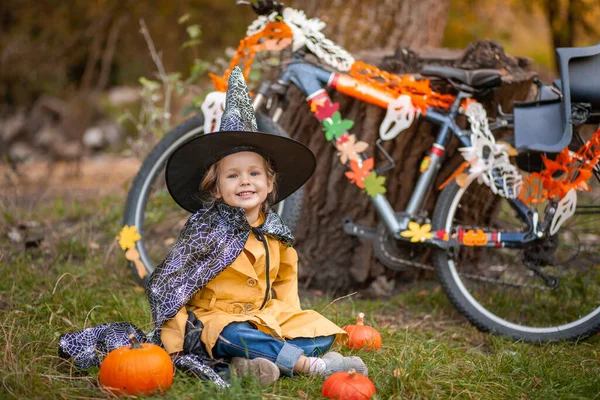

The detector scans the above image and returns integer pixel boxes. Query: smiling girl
[148,67,367,387]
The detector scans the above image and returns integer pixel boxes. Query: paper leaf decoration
[521,128,600,203]
[310,97,327,113]
[364,172,386,197]
[336,134,369,163]
[400,221,434,243]
[315,100,340,121]
[323,111,354,141]
[118,225,141,250]
[345,158,374,188]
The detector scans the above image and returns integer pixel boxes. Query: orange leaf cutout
[521,128,600,203]
[345,158,374,188]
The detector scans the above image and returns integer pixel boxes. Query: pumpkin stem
[348,368,356,377]
[128,333,143,349]
[356,312,365,326]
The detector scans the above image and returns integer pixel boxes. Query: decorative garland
[247,8,355,71]
[349,62,455,112]
[308,91,386,197]
[458,101,523,199]
[520,127,600,204]
[209,21,293,92]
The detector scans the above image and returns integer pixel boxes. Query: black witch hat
[165,67,316,213]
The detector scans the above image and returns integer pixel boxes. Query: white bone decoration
[460,102,523,199]
[549,188,577,235]
[201,91,227,133]
[379,95,418,141]
[247,8,355,72]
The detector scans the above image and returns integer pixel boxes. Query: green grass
[1,194,600,399]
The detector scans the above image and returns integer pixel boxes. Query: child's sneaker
[321,351,368,377]
[231,357,280,387]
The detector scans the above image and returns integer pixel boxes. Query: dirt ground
[0,155,141,203]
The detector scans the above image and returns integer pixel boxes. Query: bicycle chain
[406,258,550,291]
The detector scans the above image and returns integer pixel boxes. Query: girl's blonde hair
[200,155,277,214]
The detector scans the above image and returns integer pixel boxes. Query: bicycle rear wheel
[123,113,304,284]
[432,174,600,342]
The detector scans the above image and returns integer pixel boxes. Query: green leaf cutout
[323,112,355,141]
[364,172,386,197]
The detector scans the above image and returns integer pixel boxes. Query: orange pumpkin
[322,369,376,400]
[342,313,382,351]
[99,334,174,396]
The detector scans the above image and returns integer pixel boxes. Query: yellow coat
[160,218,347,357]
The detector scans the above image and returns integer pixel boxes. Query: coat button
[247,278,257,287]
[245,303,254,312]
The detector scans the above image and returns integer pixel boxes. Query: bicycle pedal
[342,217,376,240]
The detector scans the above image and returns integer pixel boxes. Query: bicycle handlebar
[236,0,284,16]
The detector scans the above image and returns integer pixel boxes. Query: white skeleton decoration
[247,8,355,72]
[201,91,227,133]
[549,188,577,235]
[460,102,523,199]
[379,95,418,141]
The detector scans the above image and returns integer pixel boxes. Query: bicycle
[120,0,600,342]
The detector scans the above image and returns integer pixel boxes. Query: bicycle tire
[123,112,304,284]
[431,179,600,342]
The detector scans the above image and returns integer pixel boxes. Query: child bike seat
[421,65,502,90]
[557,42,600,112]
[514,42,600,153]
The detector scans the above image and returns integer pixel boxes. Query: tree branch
[96,16,127,91]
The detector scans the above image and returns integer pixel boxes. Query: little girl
[148,67,367,386]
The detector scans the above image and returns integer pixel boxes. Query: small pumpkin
[99,334,174,396]
[322,368,376,400]
[342,313,382,351]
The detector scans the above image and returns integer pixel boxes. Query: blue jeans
[213,322,335,376]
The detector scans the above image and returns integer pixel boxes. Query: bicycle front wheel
[123,113,304,284]
[432,178,600,342]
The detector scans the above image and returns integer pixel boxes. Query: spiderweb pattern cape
[57,203,293,387]
[147,201,294,329]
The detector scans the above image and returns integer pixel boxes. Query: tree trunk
[275,41,535,294]
[289,0,451,52]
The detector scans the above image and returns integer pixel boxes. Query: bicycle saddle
[421,65,502,90]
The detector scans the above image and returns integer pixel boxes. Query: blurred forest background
[1,0,599,160]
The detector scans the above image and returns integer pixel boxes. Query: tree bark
[289,0,451,52]
[275,41,535,294]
